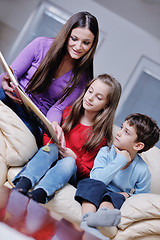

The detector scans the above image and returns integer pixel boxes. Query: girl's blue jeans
[13,144,77,203]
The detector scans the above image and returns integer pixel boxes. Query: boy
[75,113,160,238]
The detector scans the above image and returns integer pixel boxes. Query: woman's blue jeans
[13,144,77,203]
[0,87,43,147]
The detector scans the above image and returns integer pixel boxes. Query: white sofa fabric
[1,100,160,239]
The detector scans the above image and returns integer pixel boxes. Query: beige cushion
[45,183,82,225]
[0,101,38,166]
[140,147,160,194]
[0,101,38,186]
[119,193,160,230]
[113,125,120,139]
[0,159,8,185]
[114,219,160,240]
[7,167,23,187]
[98,226,118,239]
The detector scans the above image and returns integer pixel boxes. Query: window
[115,56,160,148]
[8,1,71,63]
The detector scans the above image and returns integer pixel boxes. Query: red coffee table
[0,186,101,240]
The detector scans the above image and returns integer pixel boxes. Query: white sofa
[1,101,160,240]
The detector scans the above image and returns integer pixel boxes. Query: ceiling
[92,0,160,40]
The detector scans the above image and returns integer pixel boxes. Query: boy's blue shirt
[90,145,151,195]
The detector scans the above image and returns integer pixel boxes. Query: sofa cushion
[140,147,160,194]
[0,101,38,185]
[118,193,160,230]
[0,160,8,186]
[7,167,23,187]
[0,101,38,166]
[45,183,82,225]
[114,219,160,240]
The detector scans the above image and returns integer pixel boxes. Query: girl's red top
[43,106,107,180]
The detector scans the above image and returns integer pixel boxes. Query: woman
[0,11,99,147]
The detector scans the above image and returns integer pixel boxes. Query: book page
[0,51,59,144]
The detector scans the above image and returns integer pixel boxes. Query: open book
[0,51,59,144]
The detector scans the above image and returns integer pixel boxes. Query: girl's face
[67,27,94,60]
[83,79,110,114]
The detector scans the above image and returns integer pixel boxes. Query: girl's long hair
[26,12,99,102]
[62,74,122,150]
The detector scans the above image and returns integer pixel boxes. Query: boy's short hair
[125,113,160,153]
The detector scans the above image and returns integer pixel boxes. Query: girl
[0,11,99,147]
[13,74,122,204]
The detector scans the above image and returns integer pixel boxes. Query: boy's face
[113,120,139,152]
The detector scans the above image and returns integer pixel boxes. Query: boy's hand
[114,146,131,163]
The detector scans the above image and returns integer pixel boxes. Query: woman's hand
[51,121,66,149]
[59,147,77,159]
[1,74,22,104]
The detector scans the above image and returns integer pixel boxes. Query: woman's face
[67,27,95,60]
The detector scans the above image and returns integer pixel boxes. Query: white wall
[49,0,160,87]
[0,0,160,92]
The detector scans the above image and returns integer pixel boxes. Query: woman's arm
[0,38,44,102]
[10,37,47,80]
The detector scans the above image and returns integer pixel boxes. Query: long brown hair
[26,12,99,102]
[62,74,122,150]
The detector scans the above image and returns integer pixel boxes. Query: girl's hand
[59,147,77,159]
[114,146,131,163]
[51,121,66,149]
[1,75,22,104]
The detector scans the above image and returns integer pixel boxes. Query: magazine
[0,51,59,144]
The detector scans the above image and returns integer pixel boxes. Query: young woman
[13,74,122,204]
[0,11,99,146]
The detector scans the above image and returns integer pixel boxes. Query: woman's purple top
[0,37,89,124]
